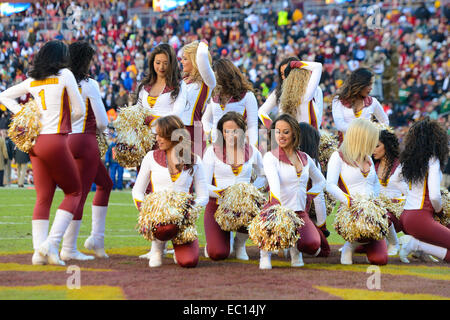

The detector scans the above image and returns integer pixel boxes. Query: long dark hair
[271,113,302,150]
[134,43,181,103]
[298,122,320,165]
[212,58,254,105]
[373,130,400,183]
[275,56,299,103]
[334,68,373,111]
[69,41,95,83]
[28,40,70,80]
[400,118,449,183]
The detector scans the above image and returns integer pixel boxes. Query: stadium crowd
[0,0,449,187]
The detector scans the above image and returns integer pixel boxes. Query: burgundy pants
[204,198,231,260]
[316,226,331,257]
[295,211,321,255]
[92,159,113,207]
[388,211,403,232]
[30,134,81,220]
[153,223,199,268]
[401,209,450,263]
[68,133,113,220]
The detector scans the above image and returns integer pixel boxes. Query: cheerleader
[134,43,182,129]
[132,115,208,268]
[298,122,331,257]
[331,68,389,144]
[398,118,450,264]
[62,41,112,261]
[326,118,388,265]
[261,114,326,269]
[202,58,258,147]
[202,112,266,261]
[258,57,323,130]
[372,128,408,256]
[0,40,85,265]
[172,40,216,156]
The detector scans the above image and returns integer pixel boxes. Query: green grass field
[0,187,345,254]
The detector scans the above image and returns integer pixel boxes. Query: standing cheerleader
[398,118,450,264]
[298,122,331,257]
[0,40,85,265]
[63,41,113,261]
[261,114,326,269]
[258,57,323,130]
[372,128,408,256]
[134,43,182,128]
[326,118,388,265]
[202,58,259,147]
[331,68,389,144]
[132,115,208,268]
[202,112,266,261]
[172,40,216,156]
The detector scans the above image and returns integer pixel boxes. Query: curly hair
[334,68,373,112]
[400,118,449,184]
[275,56,299,103]
[28,40,70,80]
[373,130,400,183]
[133,43,181,104]
[69,41,95,83]
[298,122,320,165]
[279,68,311,119]
[212,58,254,105]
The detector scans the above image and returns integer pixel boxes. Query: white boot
[139,250,152,259]
[204,246,209,258]
[61,220,95,261]
[38,210,73,266]
[400,235,447,263]
[290,247,304,267]
[399,235,418,263]
[149,239,165,267]
[229,233,234,256]
[259,250,272,269]
[340,241,358,265]
[386,224,400,256]
[233,232,249,260]
[32,220,49,265]
[164,241,174,256]
[84,205,109,258]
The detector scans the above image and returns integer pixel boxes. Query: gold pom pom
[373,122,395,134]
[8,99,42,153]
[434,189,450,227]
[214,182,267,232]
[113,104,156,167]
[96,132,109,158]
[318,131,339,170]
[378,193,405,220]
[248,205,304,251]
[333,194,389,242]
[137,190,200,244]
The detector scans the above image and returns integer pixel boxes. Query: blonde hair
[279,68,311,119]
[340,118,379,165]
[182,41,212,84]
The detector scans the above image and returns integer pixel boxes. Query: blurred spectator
[105,132,124,191]
[0,129,8,186]
[13,147,30,187]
